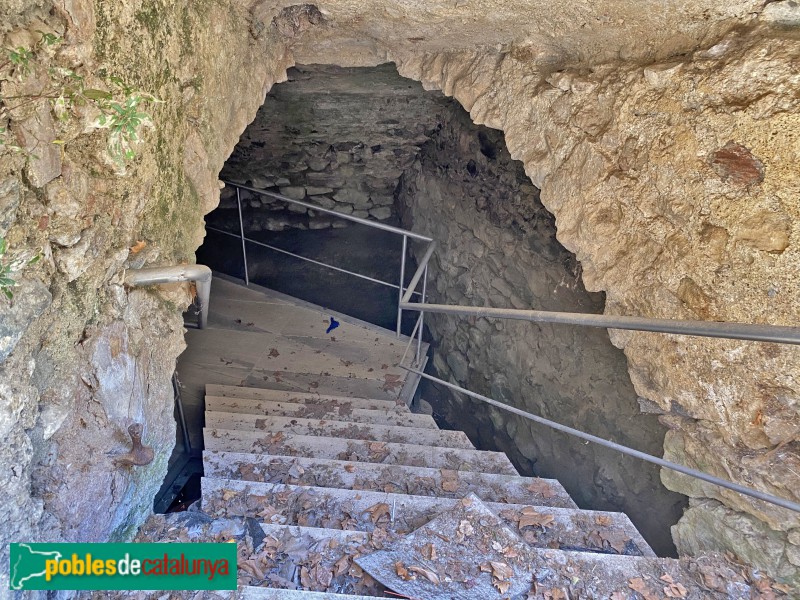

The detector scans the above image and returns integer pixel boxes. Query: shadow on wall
[396,104,688,557]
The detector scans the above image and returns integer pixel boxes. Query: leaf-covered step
[206,383,402,411]
[201,478,651,555]
[204,414,475,449]
[203,428,517,474]
[203,451,576,509]
[205,396,433,428]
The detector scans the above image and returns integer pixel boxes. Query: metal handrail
[124,264,212,329]
[399,301,800,345]
[206,225,422,297]
[217,177,800,514]
[222,181,433,242]
[400,364,800,514]
[220,181,432,346]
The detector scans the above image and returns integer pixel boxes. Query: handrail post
[396,235,407,338]
[124,264,212,329]
[236,186,250,286]
[415,264,428,366]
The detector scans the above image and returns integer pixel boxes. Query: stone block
[306,186,334,196]
[279,186,306,200]
[250,176,274,188]
[311,195,337,209]
[368,206,392,220]
[0,279,52,364]
[334,188,371,209]
[0,179,21,237]
[333,204,354,215]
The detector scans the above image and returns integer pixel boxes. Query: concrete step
[206,384,404,411]
[203,451,576,508]
[201,478,650,555]
[203,429,518,474]
[136,511,759,600]
[205,396,433,428]
[237,371,404,401]
[204,414,475,449]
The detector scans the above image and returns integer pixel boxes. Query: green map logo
[9,543,237,590]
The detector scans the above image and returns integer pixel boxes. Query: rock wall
[0,0,292,587]
[2,0,798,589]
[393,28,800,585]
[396,107,688,555]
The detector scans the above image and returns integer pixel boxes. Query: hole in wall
[183,63,687,554]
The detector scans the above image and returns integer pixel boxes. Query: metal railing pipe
[236,187,249,286]
[397,235,407,337]
[206,226,421,296]
[400,241,437,305]
[401,365,800,514]
[397,302,800,346]
[222,181,433,242]
[125,264,212,329]
[415,264,428,365]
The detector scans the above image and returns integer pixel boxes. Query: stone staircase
[135,276,768,599]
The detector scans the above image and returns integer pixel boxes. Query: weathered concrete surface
[2,0,798,590]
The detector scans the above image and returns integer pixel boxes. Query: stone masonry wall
[217,64,452,232]
[397,107,688,555]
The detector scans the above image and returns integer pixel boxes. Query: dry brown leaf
[753,577,778,600]
[595,515,613,527]
[315,566,333,588]
[300,566,312,588]
[601,529,631,553]
[441,479,459,493]
[395,561,412,580]
[129,240,146,254]
[628,577,660,600]
[489,561,513,581]
[333,556,349,577]
[456,519,475,542]
[518,508,555,530]
[365,502,391,523]
[344,464,356,473]
[527,480,556,498]
[420,542,437,561]
[408,565,440,585]
[664,581,688,598]
[494,580,511,594]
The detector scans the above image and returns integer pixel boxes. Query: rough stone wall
[218,64,452,232]
[393,28,800,584]
[0,0,291,587]
[396,108,688,555]
[1,0,798,589]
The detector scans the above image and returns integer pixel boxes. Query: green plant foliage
[0,237,40,300]
[0,33,158,169]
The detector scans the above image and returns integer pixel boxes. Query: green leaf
[83,88,113,101]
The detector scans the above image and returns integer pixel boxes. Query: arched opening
[168,63,688,556]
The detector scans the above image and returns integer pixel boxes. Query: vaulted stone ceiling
[263,0,766,67]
